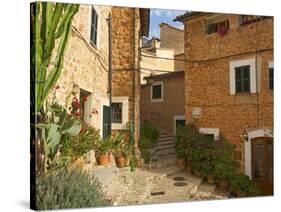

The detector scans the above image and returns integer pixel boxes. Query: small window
[205,15,229,35]
[90,7,98,45]
[269,65,274,90]
[235,65,251,93]
[239,15,270,26]
[151,82,163,101]
[112,103,122,123]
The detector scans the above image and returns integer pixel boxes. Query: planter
[236,190,246,197]
[97,154,109,165]
[219,180,230,191]
[116,157,126,168]
[176,158,185,168]
[207,175,215,184]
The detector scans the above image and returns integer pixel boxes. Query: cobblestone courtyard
[91,132,227,206]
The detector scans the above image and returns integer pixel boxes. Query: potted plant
[214,160,235,191]
[96,139,110,165]
[114,144,127,168]
[231,173,260,197]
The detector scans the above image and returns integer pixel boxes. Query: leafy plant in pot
[96,139,110,165]
[231,173,260,197]
[214,160,236,191]
[112,133,127,168]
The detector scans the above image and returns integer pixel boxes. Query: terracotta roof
[174,11,206,22]
[159,22,184,32]
[144,71,184,82]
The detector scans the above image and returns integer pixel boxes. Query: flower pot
[219,180,230,191]
[236,190,246,197]
[176,158,185,168]
[207,175,215,184]
[116,157,126,168]
[97,154,109,165]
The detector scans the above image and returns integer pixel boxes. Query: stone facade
[140,23,184,84]
[179,13,273,170]
[159,22,184,54]
[55,4,111,137]
[111,7,149,159]
[141,71,185,134]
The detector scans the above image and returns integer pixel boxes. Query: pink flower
[217,26,229,36]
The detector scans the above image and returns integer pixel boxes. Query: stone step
[158,136,174,140]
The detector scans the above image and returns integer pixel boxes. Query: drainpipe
[107,14,112,135]
[132,8,136,146]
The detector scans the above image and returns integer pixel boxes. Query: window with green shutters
[90,7,98,46]
[269,67,274,90]
[235,65,250,93]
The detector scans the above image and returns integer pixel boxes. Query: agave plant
[31,2,79,114]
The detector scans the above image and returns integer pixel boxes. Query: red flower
[54,85,60,90]
[75,111,81,117]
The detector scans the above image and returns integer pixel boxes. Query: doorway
[251,137,273,195]
[174,115,185,135]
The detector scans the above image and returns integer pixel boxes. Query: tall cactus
[31,2,79,114]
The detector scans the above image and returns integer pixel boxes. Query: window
[151,82,163,102]
[205,15,229,35]
[269,62,274,90]
[235,65,251,93]
[229,58,257,95]
[199,128,219,140]
[79,89,92,124]
[112,103,122,123]
[111,97,129,130]
[239,15,270,26]
[90,7,98,45]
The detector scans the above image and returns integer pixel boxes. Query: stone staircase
[146,132,178,169]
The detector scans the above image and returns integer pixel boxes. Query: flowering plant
[217,26,229,36]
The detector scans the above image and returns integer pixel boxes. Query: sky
[148,9,187,39]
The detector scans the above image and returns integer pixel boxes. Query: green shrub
[36,168,109,210]
[61,124,100,161]
[231,173,260,196]
[139,121,159,163]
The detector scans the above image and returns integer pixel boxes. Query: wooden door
[251,137,273,195]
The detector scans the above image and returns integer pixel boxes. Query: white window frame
[229,58,257,95]
[112,96,129,130]
[151,81,164,102]
[199,128,220,140]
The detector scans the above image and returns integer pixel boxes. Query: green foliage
[139,121,159,163]
[231,174,260,196]
[31,2,79,113]
[176,123,238,180]
[36,168,109,210]
[61,124,100,161]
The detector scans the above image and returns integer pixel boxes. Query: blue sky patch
[148,9,186,38]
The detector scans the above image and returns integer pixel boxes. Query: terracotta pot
[207,175,215,184]
[219,180,230,191]
[116,157,126,168]
[236,190,246,197]
[176,158,185,168]
[97,154,109,165]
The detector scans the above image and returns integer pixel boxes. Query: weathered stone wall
[183,14,273,170]
[54,5,111,134]
[141,73,185,134]
[174,53,185,71]
[111,7,141,145]
[160,23,184,54]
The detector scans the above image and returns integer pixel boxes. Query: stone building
[55,4,111,139]
[54,4,150,153]
[140,23,184,84]
[175,12,273,194]
[111,7,150,159]
[141,71,185,135]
